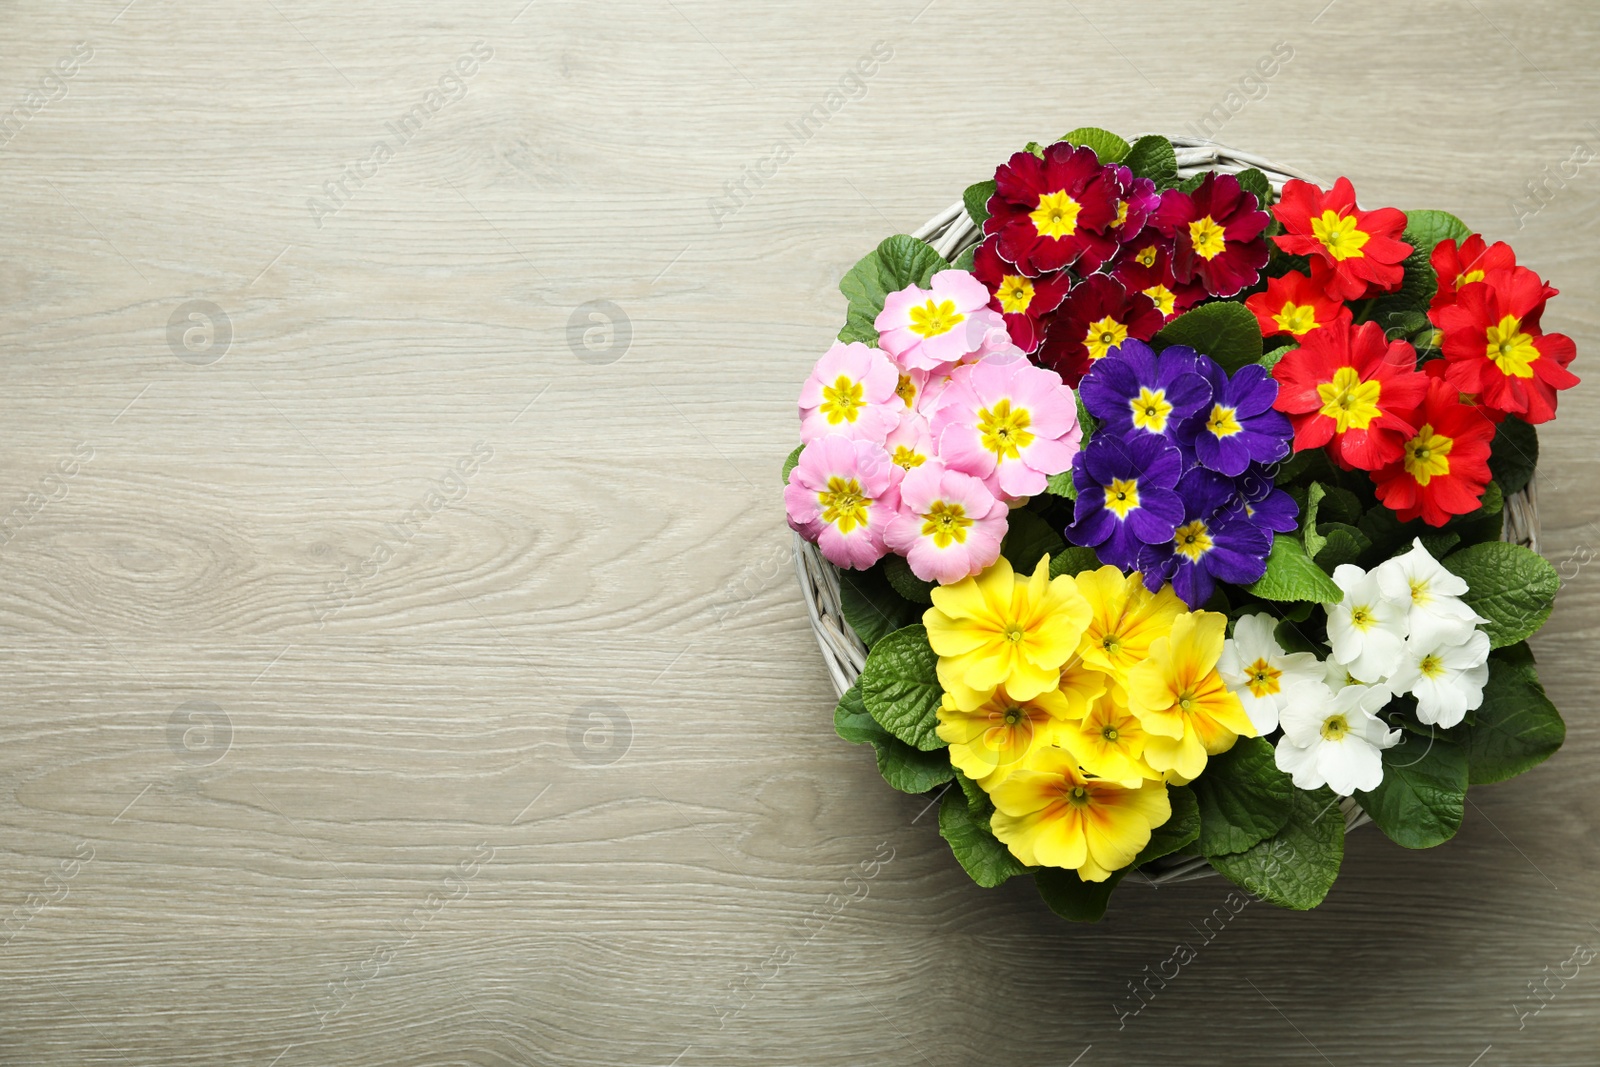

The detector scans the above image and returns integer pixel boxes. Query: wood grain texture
[0,0,1597,1063]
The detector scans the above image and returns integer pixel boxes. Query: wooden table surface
[1,1,1596,1063]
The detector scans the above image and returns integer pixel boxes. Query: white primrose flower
[1274,679,1401,796]
[1325,563,1409,683]
[1322,657,1386,697]
[1388,629,1491,728]
[1373,538,1487,648]
[1217,612,1324,734]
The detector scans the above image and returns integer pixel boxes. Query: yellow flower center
[1112,199,1130,229]
[1005,626,1027,644]
[1177,690,1197,713]
[818,476,870,532]
[1174,520,1213,562]
[1311,210,1369,260]
[1316,365,1383,432]
[1244,657,1282,698]
[820,375,864,425]
[1485,314,1540,378]
[889,444,926,471]
[1084,316,1129,361]
[1142,284,1177,317]
[1104,477,1141,519]
[997,274,1035,315]
[1419,654,1447,678]
[1189,215,1227,260]
[1135,244,1159,267]
[1002,706,1023,725]
[1456,269,1485,288]
[1273,301,1320,336]
[1349,604,1377,632]
[1129,386,1174,433]
[1064,784,1091,806]
[1402,423,1454,486]
[1101,634,1122,654]
[909,298,965,338]
[1206,404,1243,438]
[895,373,917,406]
[1030,190,1082,239]
[976,399,1035,461]
[1409,577,1431,606]
[920,500,973,548]
[1320,714,1350,741]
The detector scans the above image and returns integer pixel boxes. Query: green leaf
[1034,866,1124,923]
[1075,390,1099,440]
[1402,209,1473,255]
[1418,530,1461,559]
[1368,243,1437,321]
[1313,522,1372,572]
[1467,657,1565,784]
[1049,546,1100,579]
[859,624,945,752]
[939,789,1027,887]
[882,553,935,605]
[1261,343,1297,371]
[1313,484,1363,526]
[1192,737,1294,857]
[1301,483,1328,561]
[834,685,954,794]
[1209,787,1344,910]
[1155,301,1264,373]
[1061,127,1131,164]
[1480,479,1503,516]
[951,244,975,272]
[838,235,950,346]
[952,766,987,812]
[1489,416,1539,496]
[1137,785,1200,865]
[1441,541,1559,648]
[781,444,803,485]
[963,180,997,227]
[1245,533,1343,603]
[1124,135,1177,183]
[1234,167,1273,207]
[1000,508,1065,573]
[1355,734,1468,849]
[838,564,920,649]
[1045,469,1077,500]
[1175,173,1206,194]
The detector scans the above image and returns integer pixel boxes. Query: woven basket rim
[798,137,1541,887]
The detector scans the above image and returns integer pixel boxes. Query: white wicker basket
[798,137,1541,885]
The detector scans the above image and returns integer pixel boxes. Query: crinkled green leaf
[963,180,997,228]
[838,235,950,346]
[781,444,802,485]
[1061,127,1131,164]
[939,789,1027,887]
[1000,508,1065,574]
[1155,301,1264,373]
[1490,416,1538,496]
[1313,522,1371,572]
[838,563,920,649]
[1209,786,1344,910]
[1245,533,1343,603]
[859,624,945,751]
[1441,541,1559,648]
[1124,135,1177,183]
[1402,209,1473,255]
[1467,656,1565,785]
[1193,737,1294,857]
[1355,734,1468,849]
[1034,866,1125,923]
[882,553,935,605]
[1138,785,1200,865]
[834,685,954,794]
[1302,483,1328,560]
[1045,469,1077,500]
[1261,343,1297,371]
[1234,167,1273,207]
[1048,546,1101,579]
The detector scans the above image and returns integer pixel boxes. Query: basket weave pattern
[798,137,1540,885]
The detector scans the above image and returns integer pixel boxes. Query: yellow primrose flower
[1127,610,1257,783]
[1059,697,1160,785]
[1056,656,1109,719]
[924,554,1092,710]
[935,684,1074,789]
[1074,566,1185,682]
[988,747,1171,881]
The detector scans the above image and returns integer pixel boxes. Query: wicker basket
[798,136,1541,885]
